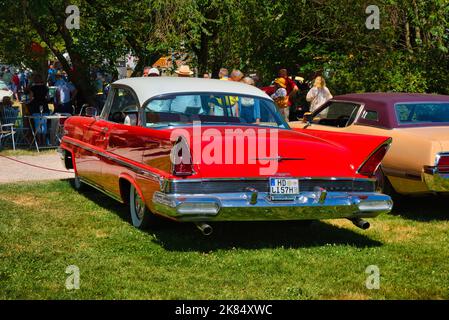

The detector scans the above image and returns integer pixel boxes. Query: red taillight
[171,137,194,177]
[358,143,390,177]
[437,155,449,173]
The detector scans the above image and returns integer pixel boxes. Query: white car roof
[113,77,271,104]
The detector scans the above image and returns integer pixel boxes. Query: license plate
[269,178,299,199]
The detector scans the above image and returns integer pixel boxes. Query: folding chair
[2,107,28,146]
[0,119,16,150]
[54,113,71,144]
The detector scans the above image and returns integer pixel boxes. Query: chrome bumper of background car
[152,191,393,222]
[422,172,449,192]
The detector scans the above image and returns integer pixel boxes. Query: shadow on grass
[148,220,383,252]
[390,194,449,222]
[74,181,130,222]
[71,181,382,252]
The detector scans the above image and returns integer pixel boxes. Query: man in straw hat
[175,65,194,77]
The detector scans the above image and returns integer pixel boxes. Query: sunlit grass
[0,180,448,299]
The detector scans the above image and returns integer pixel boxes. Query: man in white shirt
[55,73,77,114]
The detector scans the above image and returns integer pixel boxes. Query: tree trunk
[197,32,209,74]
[412,0,422,45]
[405,21,413,51]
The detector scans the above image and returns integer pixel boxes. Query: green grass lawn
[0,180,448,299]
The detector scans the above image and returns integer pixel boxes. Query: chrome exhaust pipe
[349,218,370,230]
[195,222,213,236]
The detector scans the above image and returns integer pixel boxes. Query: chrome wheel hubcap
[74,176,81,189]
[134,190,145,221]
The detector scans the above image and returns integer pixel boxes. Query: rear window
[395,103,449,124]
[143,93,289,129]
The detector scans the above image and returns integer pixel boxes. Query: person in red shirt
[11,71,20,101]
[278,69,299,121]
[278,69,299,102]
[261,69,299,118]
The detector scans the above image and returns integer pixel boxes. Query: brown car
[290,93,449,195]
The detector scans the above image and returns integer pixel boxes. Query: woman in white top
[306,76,333,113]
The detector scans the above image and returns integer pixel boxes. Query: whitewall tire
[129,184,156,229]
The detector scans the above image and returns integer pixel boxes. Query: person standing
[18,70,26,92]
[1,96,19,123]
[278,69,298,99]
[147,68,160,77]
[228,70,244,116]
[53,72,65,111]
[28,74,50,145]
[278,69,299,120]
[170,65,199,113]
[55,73,77,114]
[47,64,57,86]
[239,77,261,124]
[218,68,229,80]
[271,77,289,122]
[230,69,244,82]
[306,76,333,113]
[11,71,20,101]
[142,67,159,77]
[2,68,12,89]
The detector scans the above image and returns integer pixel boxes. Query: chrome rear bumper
[152,191,393,222]
[423,172,449,192]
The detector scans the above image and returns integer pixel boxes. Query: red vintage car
[59,77,393,235]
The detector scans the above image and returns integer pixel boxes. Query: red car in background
[59,77,392,235]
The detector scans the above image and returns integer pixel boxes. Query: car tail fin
[357,138,392,177]
[170,136,194,176]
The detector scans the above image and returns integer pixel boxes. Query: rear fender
[59,145,77,173]
[118,173,145,204]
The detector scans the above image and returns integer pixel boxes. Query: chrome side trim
[62,138,163,182]
[79,176,125,203]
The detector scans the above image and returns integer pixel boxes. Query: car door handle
[102,127,109,132]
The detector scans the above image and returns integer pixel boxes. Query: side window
[314,102,360,128]
[107,88,139,125]
[362,110,379,121]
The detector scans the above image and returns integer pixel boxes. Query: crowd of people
[165,65,333,122]
[0,67,31,102]
[0,64,80,146]
[2,62,333,125]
